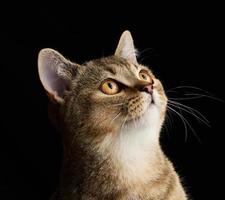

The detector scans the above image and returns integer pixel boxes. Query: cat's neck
[97,122,162,183]
[59,121,169,200]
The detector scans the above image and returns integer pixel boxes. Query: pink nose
[140,84,153,94]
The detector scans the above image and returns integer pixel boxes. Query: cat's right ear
[115,30,137,64]
[38,48,77,104]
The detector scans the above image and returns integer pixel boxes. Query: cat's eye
[139,70,151,82]
[100,79,120,95]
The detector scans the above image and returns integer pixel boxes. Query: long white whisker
[165,111,172,129]
[184,93,224,102]
[167,106,201,143]
[139,48,159,63]
[167,85,223,102]
[169,99,209,122]
[169,95,206,101]
[168,101,209,126]
[167,85,212,94]
[168,102,210,127]
[168,100,210,125]
[167,106,188,141]
[163,110,173,137]
[138,48,154,56]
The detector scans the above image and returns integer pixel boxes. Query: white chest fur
[99,105,162,184]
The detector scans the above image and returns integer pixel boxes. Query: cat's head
[38,31,167,147]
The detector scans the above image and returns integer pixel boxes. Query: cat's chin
[124,101,157,128]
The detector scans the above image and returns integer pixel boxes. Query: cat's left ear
[38,48,78,104]
[115,30,137,64]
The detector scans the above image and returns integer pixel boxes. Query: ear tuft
[115,30,137,64]
[38,48,76,103]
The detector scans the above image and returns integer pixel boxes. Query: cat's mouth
[146,91,156,106]
[126,94,154,120]
[123,100,157,129]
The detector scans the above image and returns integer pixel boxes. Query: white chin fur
[110,102,162,183]
[121,103,161,145]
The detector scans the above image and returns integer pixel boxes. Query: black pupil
[108,82,113,89]
[142,74,146,79]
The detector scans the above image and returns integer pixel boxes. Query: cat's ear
[38,48,77,104]
[115,30,137,64]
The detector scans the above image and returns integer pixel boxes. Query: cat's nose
[140,83,153,94]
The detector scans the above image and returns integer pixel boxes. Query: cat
[38,30,187,200]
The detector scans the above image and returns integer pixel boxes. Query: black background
[1,3,224,200]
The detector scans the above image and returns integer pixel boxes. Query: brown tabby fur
[38,31,187,200]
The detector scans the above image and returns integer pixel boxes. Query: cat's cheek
[89,91,107,101]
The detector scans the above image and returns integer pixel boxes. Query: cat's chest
[103,126,159,185]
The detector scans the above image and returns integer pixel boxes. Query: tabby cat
[38,31,187,200]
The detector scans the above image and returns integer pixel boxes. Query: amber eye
[139,70,151,82]
[100,79,120,95]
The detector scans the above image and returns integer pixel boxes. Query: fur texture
[38,31,187,199]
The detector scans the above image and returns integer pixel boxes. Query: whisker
[169,95,207,101]
[167,85,212,94]
[138,48,158,63]
[167,106,201,143]
[138,48,155,56]
[110,111,121,126]
[165,84,224,142]
[168,103,210,130]
[167,106,188,142]
[168,102,209,127]
[120,114,128,132]
[166,90,180,94]
[168,100,210,125]
[166,109,173,129]
[167,85,223,101]
[139,55,150,63]
[163,111,172,137]
[184,93,224,102]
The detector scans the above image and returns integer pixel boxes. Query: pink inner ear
[42,65,69,97]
